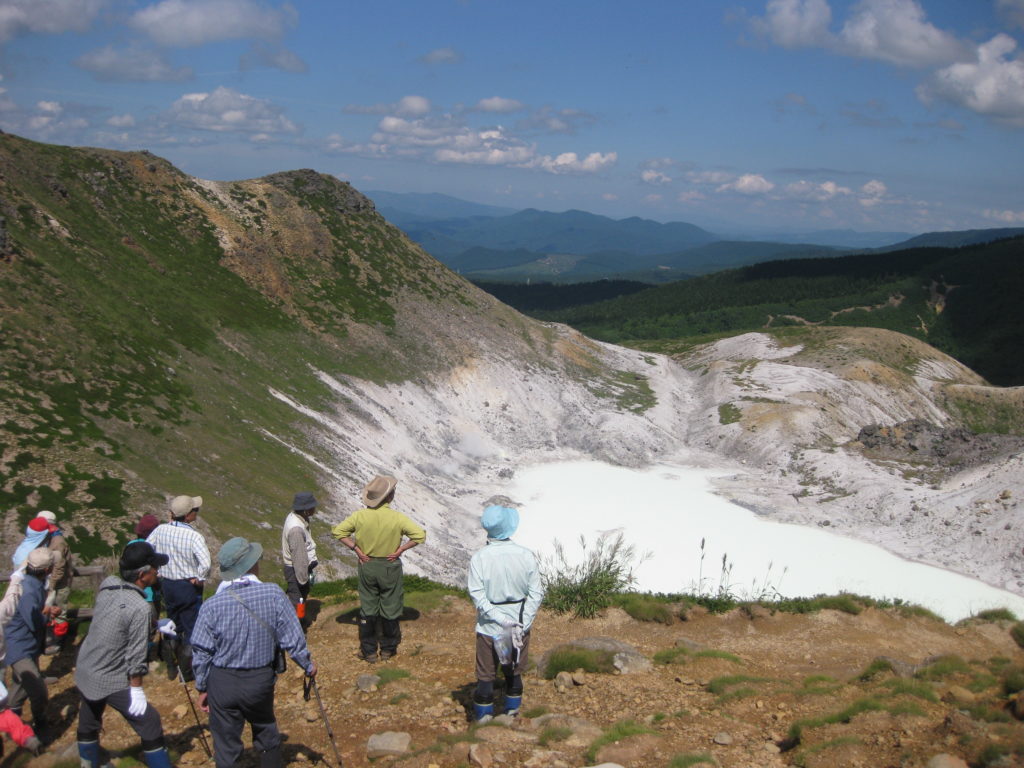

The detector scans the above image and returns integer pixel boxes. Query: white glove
[128,686,148,717]
[499,619,520,629]
[157,618,177,638]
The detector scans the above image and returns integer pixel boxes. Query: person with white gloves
[74,542,172,768]
[467,503,544,722]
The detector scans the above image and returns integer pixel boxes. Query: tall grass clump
[542,532,645,618]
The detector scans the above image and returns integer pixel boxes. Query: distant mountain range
[368,190,1024,283]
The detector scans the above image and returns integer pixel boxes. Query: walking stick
[304,676,343,767]
[166,638,213,758]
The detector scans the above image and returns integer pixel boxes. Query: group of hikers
[1,473,543,767]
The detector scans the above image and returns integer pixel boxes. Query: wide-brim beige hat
[362,475,397,508]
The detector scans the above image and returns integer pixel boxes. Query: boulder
[366,731,411,758]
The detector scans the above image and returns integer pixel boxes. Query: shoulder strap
[227,590,279,643]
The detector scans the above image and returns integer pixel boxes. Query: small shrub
[1001,665,1024,695]
[613,593,675,624]
[914,655,970,680]
[585,720,655,764]
[686,594,738,614]
[856,658,894,682]
[974,608,1017,622]
[542,532,644,619]
[377,668,410,686]
[792,736,862,768]
[542,646,616,679]
[668,752,716,767]
[694,649,742,664]
[537,726,572,747]
[787,698,887,744]
[707,674,771,695]
[881,679,938,702]
[1010,621,1024,649]
[523,705,549,718]
[654,647,689,665]
[965,704,1010,723]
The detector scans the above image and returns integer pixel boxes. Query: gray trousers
[7,657,47,722]
[207,666,281,768]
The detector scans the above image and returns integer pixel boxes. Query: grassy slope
[0,134,506,560]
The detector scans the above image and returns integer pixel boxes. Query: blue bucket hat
[481,505,519,540]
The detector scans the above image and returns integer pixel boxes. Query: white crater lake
[506,461,1024,623]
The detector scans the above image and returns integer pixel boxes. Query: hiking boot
[357,651,378,664]
[43,644,61,656]
[379,650,395,661]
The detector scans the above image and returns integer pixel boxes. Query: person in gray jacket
[74,542,172,768]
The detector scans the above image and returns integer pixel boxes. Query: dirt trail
[27,595,1024,768]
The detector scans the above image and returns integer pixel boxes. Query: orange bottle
[296,599,306,619]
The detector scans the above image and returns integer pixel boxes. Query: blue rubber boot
[473,701,494,724]
[504,694,522,716]
[78,740,101,768]
[142,747,172,768]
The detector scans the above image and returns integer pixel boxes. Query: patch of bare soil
[24,596,1024,768]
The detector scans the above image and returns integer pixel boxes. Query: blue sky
[1,0,1022,234]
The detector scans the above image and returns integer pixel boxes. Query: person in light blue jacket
[467,503,543,722]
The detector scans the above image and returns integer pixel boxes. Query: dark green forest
[480,237,1024,386]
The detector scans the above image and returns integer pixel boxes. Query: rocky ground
[21,593,1024,768]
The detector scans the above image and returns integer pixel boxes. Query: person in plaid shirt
[191,537,317,768]
[147,494,210,681]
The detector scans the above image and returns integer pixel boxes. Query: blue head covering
[481,505,519,540]
[12,524,49,569]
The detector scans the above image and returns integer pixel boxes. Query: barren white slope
[271,324,1024,598]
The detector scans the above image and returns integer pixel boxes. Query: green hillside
[538,237,1024,386]
[0,133,531,561]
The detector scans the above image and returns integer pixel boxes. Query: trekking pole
[165,638,213,758]
[304,676,343,767]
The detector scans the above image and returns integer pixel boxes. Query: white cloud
[528,151,617,174]
[344,95,431,117]
[240,42,307,73]
[643,193,663,203]
[641,169,672,185]
[837,0,968,68]
[396,95,431,117]
[420,47,461,64]
[677,190,707,202]
[750,0,967,68]
[997,0,1024,30]
[0,0,108,43]
[984,208,1024,223]
[783,179,852,200]
[476,97,525,113]
[168,86,299,133]
[858,178,888,207]
[918,34,1024,126]
[75,45,193,82]
[717,173,775,194]
[602,192,619,201]
[130,0,296,47]
[107,113,136,128]
[37,101,62,114]
[752,0,833,48]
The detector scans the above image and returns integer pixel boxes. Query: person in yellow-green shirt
[331,475,426,662]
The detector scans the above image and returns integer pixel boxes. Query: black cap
[292,491,317,511]
[120,541,169,571]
